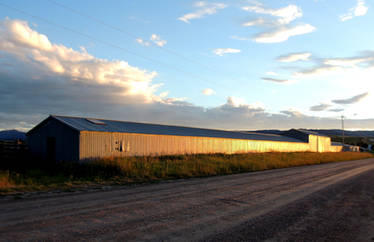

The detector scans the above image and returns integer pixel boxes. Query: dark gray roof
[331,142,343,146]
[50,115,306,143]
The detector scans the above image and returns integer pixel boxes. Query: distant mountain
[254,130,284,135]
[0,130,26,141]
[255,129,374,138]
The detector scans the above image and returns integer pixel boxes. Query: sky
[0,0,373,131]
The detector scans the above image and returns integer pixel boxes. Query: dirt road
[1,159,374,241]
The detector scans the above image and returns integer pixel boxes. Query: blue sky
[0,0,373,131]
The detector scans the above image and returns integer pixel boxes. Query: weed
[0,152,372,194]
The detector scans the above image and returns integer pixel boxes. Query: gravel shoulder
[1,158,374,241]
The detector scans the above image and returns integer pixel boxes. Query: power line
[47,0,243,83]
[341,115,345,145]
[0,2,224,89]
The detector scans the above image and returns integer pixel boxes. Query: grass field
[1,152,372,194]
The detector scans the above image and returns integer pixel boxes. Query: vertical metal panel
[79,131,342,160]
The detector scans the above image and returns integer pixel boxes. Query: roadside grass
[1,152,372,194]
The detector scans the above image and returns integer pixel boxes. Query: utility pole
[341,115,345,146]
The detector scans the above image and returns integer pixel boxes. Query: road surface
[1,158,374,241]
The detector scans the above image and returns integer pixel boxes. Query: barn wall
[79,131,316,159]
[27,119,79,161]
[330,145,343,152]
[307,135,334,152]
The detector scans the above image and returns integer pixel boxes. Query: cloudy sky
[0,0,373,131]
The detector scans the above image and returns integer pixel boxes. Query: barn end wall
[307,135,330,152]
[28,119,79,161]
[79,131,316,159]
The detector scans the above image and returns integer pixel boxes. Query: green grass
[1,152,372,194]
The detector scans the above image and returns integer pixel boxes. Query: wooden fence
[0,140,28,160]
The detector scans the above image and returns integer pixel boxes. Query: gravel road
[1,158,374,241]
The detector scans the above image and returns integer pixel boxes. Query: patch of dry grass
[1,152,372,194]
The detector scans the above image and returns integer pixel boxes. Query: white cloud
[310,103,331,111]
[0,19,161,102]
[135,38,150,46]
[261,77,292,83]
[332,92,369,104]
[253,24,316,43]
[323,57,372,67]
[294,65,344,78]
[242,18,267,27]
[230,35,249,41]
[222,97,265,112]
[280,109,304,118]
[136,34,167,47]
[242,3,302,25]
[293,53,374,78]
[340,0,368,21]
[241,2,315,43]
[202,88,215,95]
[3,18,374,132]
[159,91,169,98]
[150,34,167,47]
[178,2,227,23]
[265,71,278,76]
[277,52,311,62]
[213,48,241,56]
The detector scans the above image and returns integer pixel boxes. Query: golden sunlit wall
[79,131,342,160]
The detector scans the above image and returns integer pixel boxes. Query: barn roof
[44,115,306,143]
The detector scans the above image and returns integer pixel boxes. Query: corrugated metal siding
[27,116,344,161]
[27,118,79,161]
[79,131,313,159]
[307,135,334,152]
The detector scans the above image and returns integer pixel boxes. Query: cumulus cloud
[216,97,265,115]
[310,103,331,111]
[213,48,241,56]
[332,92,369,104]
[277,52,311,62]
[0,19,161,102]
[261,77,291,83]
[253,24,316,43]
[202,88,215,95]
[150,34,167,47]
[2,18,374,132]
[178,2,227,23]
[340,0,368,21]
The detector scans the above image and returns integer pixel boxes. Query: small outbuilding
[27,115,343,162]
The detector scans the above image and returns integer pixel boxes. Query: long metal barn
[27,115,343,162]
